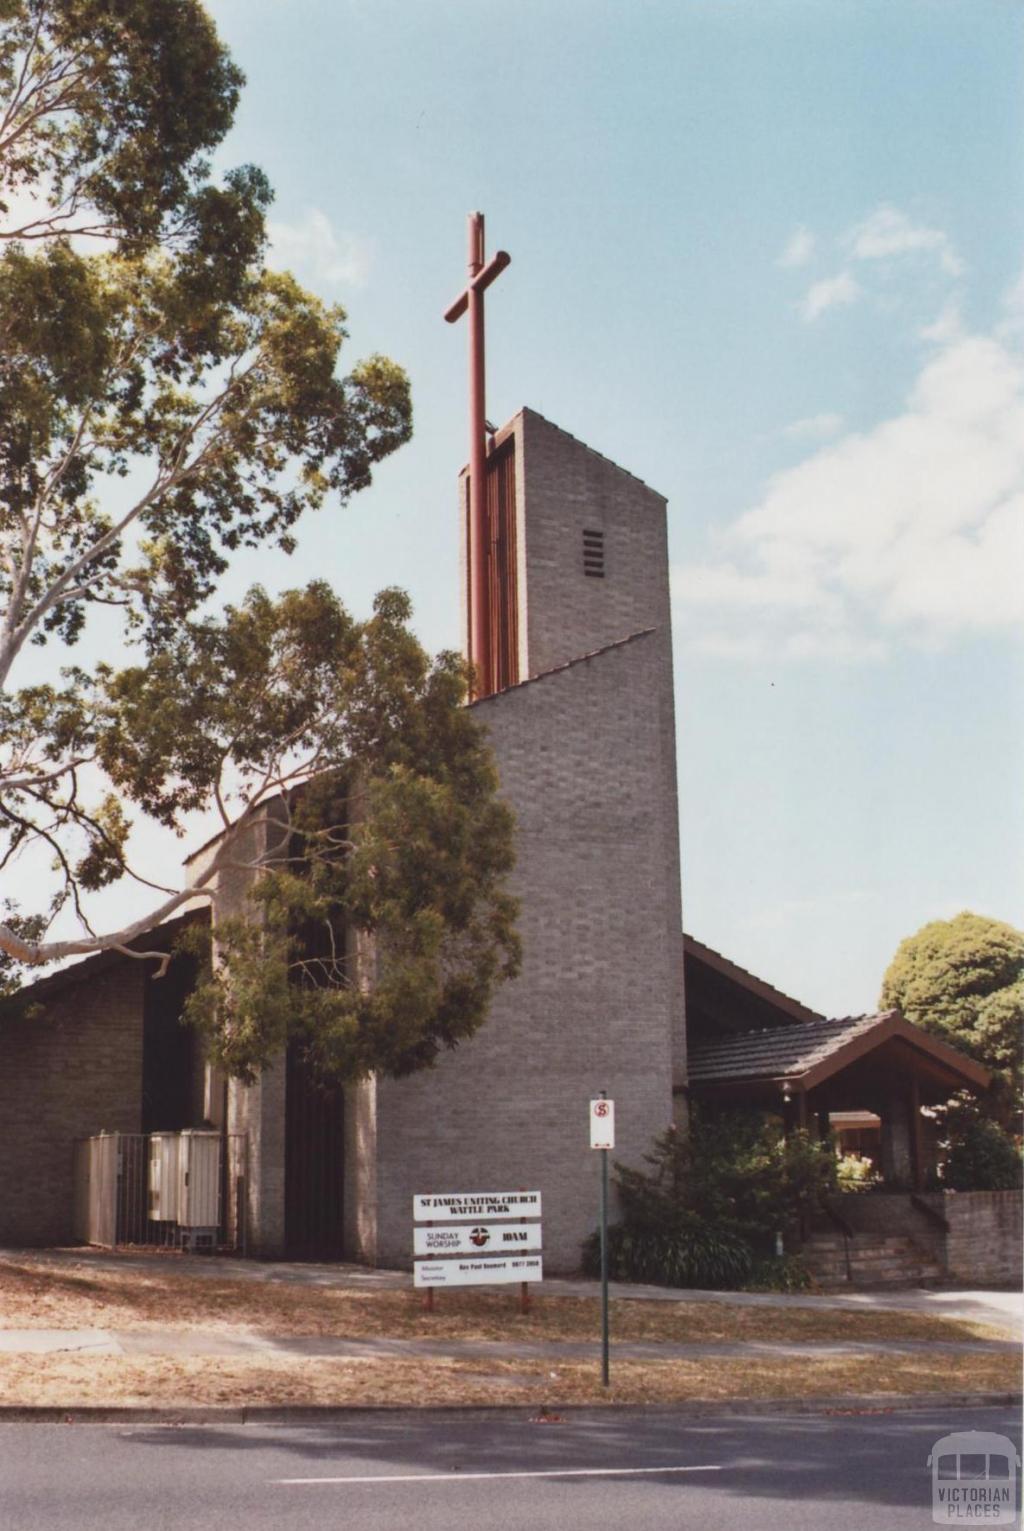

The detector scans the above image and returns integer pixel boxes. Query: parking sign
[590,1097,615,1149]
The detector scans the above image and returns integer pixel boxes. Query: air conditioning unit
[148,1134,181,1223]
[147,1131,221,1248]
[177,1131,221,1248]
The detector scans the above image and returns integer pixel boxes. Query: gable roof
[0,907,209,1011]
[683,933,823,1024]
[689,1008,991,1093]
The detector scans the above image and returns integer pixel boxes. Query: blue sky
[100,1,1024,1015]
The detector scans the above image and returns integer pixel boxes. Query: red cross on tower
[444,212,510,699]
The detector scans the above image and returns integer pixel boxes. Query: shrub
[836,1153,879,1192]
[580,1217,753,1289]
[923,1092,1023,1191]
[581,1109,837,1288]
[744,1254,813,1292]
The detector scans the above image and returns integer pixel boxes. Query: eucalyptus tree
[0,3,520,1082]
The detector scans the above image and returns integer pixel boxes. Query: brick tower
[346,406,686,1270]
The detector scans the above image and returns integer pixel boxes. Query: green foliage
[582,1111,837,1289]
[0,900,46,998]
[0,2,414,983]
[832,1151,881,1194]
[925,1093,1023,1192]
[743,1254,813,1292]
[836,1152,880,1192]
[0,5,513,1094]
[0,0,248,252]
[880,912,1023,1120]
[581,1218,753,1290]
[162,586,520,1085]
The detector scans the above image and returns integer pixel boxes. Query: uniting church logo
[928,1431,1020,1525]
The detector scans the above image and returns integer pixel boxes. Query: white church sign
[413,1190,541,1221]
[413,1190,543,1290]
[414,1221,541,1257]
[415,1254,543,1289]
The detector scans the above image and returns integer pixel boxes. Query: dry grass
[0,1254,1009,1346]
[0,1350,1017,1411]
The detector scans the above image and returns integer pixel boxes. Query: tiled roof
[687,1011,893,1084]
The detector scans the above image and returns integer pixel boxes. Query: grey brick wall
[463,410,686,1086]
[514,409,686,1089]
[0,961,144,1245]
[832,1189,1023,1285]
[372,413,686,1274]
[934,1190,1022,1285]
[372,631,681,1272]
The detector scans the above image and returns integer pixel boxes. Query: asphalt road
[0,1405,1020,1531]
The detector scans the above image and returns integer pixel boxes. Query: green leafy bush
[928,1094,1023,1191]
[581,1216,753,1289]
[836,1153,880,1192]
[581,1110,837,1289]
[744,1254,813,1292]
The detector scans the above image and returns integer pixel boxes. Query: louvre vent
[582,527,605,578]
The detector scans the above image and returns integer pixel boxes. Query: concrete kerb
[0,1393,1019,1427]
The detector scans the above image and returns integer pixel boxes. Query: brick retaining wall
[829,1190,1022,1285]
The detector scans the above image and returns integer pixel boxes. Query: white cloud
[919,299,963,345]
[778,226,816,269]
[673,331,1024,659]
[781,412,845,441]
[998,262,1024,338]
[800,271,861,322]
[847,204,964,278]
[267,208,371,287]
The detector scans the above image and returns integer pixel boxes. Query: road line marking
[273,1465,722,1485]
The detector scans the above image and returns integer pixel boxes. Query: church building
[0,217,1000,1280]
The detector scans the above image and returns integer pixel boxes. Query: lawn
[0,1251,1016,1411]
[0,1351,1017,1411]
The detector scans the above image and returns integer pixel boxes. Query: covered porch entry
[687,1008,991,1192]
[687,1010,994,1285]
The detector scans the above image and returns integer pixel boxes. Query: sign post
[590,1094,615,1387]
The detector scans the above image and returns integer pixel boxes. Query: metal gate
[72,1132,248,1253]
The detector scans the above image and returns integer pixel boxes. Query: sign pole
[590,1091,614,1389]
[600,1138,609,1387]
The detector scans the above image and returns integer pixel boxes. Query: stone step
[800,1230,944,1289]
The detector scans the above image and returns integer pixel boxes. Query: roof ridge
[688,1010,891,1057]
[469,628,657,706]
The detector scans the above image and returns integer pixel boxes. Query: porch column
[908,1076,925,1192]
[879,1089,914,1187]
